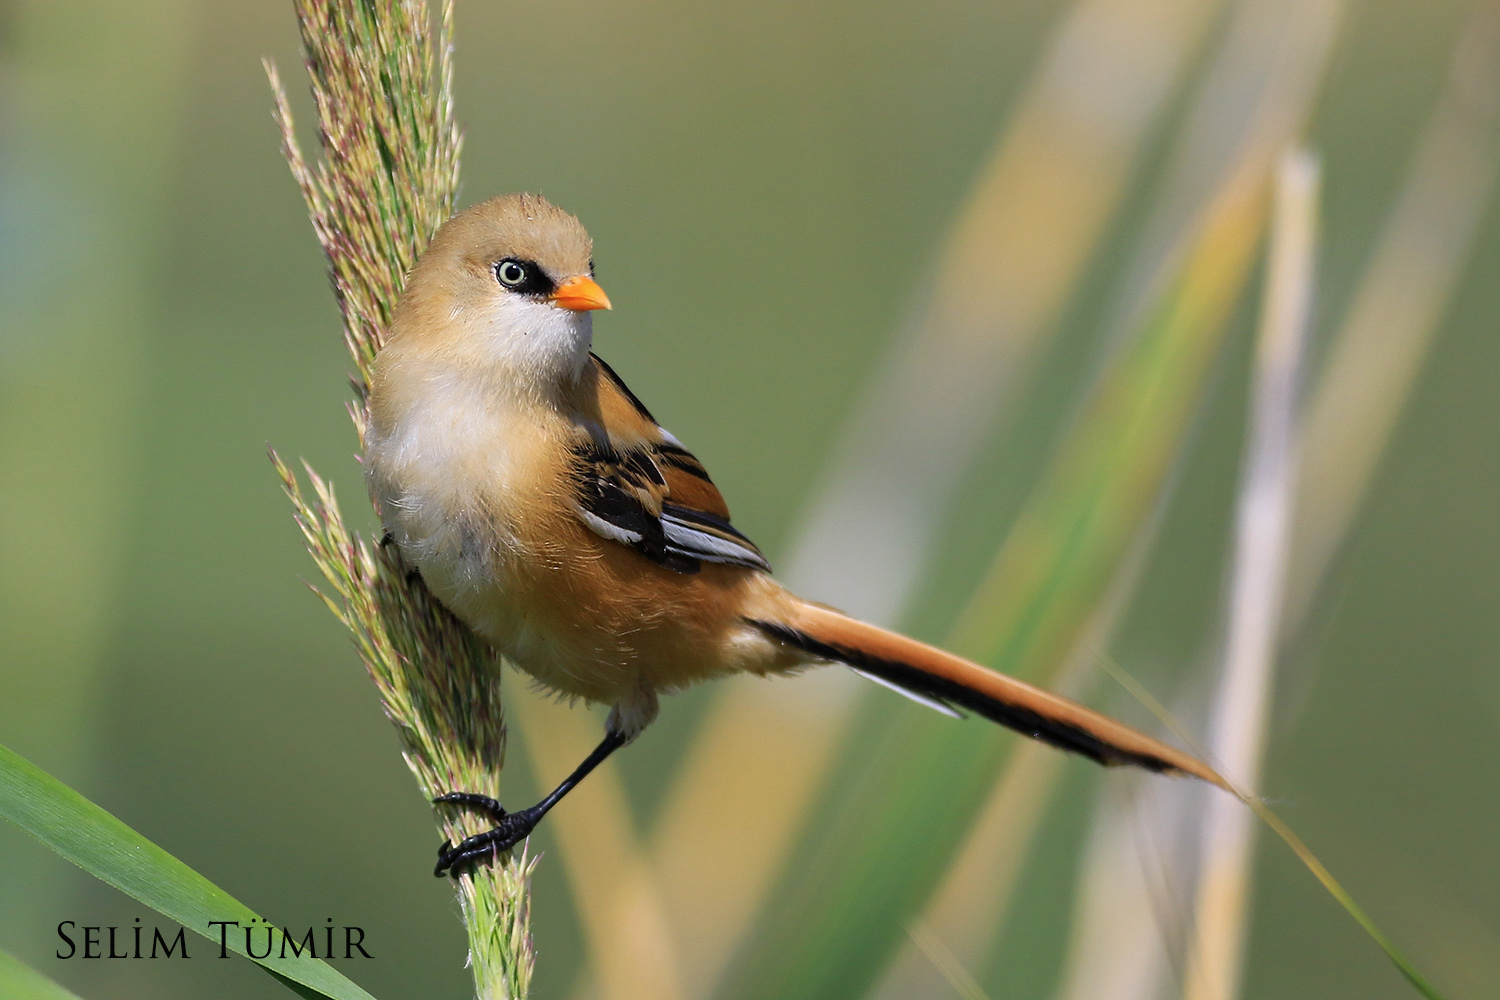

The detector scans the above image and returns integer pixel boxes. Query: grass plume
[266,2,535,996]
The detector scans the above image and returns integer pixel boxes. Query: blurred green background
[1,1,1497,999]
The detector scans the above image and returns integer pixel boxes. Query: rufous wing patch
[567,355,769,575]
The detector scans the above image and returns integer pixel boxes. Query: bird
[363,192,1227,878]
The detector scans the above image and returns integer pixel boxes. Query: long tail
[752,599,1228,790]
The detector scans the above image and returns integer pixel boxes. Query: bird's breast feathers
[364,351,793,699]
[365,365,539,595]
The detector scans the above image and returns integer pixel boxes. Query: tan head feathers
[413,192,593,292]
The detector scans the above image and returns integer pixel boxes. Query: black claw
[433,791,508,821]
[427,732,627,878]
[432,807,542,878]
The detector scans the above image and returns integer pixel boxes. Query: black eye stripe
[493,257,557,298]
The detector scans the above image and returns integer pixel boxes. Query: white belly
[363,382,526,614]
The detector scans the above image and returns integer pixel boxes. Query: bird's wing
[567,356,771,575]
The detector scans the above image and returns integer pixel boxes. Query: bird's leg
[432,728,628,877]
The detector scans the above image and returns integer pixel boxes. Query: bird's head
[384,193,611,390]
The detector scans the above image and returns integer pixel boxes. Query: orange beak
[551,275,612,312]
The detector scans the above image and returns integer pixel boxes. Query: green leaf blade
[0,947,86,1000]
[0,741,378,1000]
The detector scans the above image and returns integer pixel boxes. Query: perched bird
[364,193,1225,877]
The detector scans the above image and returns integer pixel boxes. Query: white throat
[480,293,594,391]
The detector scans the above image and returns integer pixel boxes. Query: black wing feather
[570,440,769,574]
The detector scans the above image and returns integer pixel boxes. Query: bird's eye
[495,260,528,287]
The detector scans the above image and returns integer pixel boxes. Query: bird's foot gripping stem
[432,793,542,877]
[430,728,627,878]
